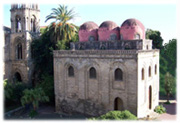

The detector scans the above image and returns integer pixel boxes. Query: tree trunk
[167,93,170,103]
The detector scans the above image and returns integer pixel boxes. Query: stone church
[53,20,159,118]
[4,4,40,83]
[3,4,159,118]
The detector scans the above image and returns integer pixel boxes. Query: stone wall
[137,50,159,118]
[54,50,138,116]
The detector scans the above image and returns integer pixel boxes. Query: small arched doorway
[114,97,123,111]
[149,86,152,109]
[14,72,22,82]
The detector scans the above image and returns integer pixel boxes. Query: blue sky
[3,3,176,44]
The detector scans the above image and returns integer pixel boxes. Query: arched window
[14,72,22,82]
[155,64,157,74]
[149,86,152,109]
[17,43,22,59]
[149,66,151,77]
[110,34,117,41]
[142,68,144,80]
[120,34,123,40]
[89,67,96,79]
[15,15,21,32]
[146,45,149,50]
[115,68,123,81]
[89,36,95,41]
[31,15,36,32]
[68,66,74,77]
[135,34,140,39]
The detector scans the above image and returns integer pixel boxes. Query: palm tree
[45,5,77,45]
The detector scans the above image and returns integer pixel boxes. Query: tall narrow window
[120,34,123,40]
[146,45,149,50]
[31,16,36,32]
[15,15,21,32]
[17,43,22,59]
[89,67,96,79]
[68,66,74,77]
[155,64,157,75]
[142,68,144,80]
[149,66,151,77]
[115,68,123,81]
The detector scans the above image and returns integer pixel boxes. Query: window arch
[31,15,36,32]
[110,34,117,41]
[115,68,123,81]
[135,34,140,39]
[155,64,157,74]
[15,15,21,32]
[68,66,74,77]
[89,36,95,41]
[17,43,22,59]
[142,68,145,80]
[14,72,22,82]
[148,66,151,77]
[89,67,96,79]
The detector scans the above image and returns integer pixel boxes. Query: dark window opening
[149,66,151,77]
[89,67,96,79]
[31,16,36,32]
[14,72,22,82]
[89,36,95,41]
[155,65,157,74]
[142,68,144,80]
[115,68,123,81]
[110,34,117,41]
[149,86,152,109]
[68,66,74,77]
[17,43,22,59]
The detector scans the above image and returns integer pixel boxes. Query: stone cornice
[53,49,159,59]
[54,50,138,59]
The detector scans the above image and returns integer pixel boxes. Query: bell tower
[9,4,40,83]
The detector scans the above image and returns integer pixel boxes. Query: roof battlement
[70,39,152,50]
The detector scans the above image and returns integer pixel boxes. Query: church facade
[53,20,159,118]
[3,4,159,118]
[4,4,40,84]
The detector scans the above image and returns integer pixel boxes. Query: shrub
[89,110,137,120]
[4,79,31,106]
[154,105,166,114]
[36,74,54,103]
[21,87,49,110]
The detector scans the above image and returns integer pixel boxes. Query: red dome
[120,18,145,40]
[79,21,98,42]
[79,21,98,31]
[99,21,119,30]
[98,21,120,41]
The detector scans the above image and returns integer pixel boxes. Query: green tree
[21,88,49,110]
[146,29,164,49]
[164,39,177,77]
[45,4,77,47]
[164,72,174,103]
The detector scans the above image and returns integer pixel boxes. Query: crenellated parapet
[70,39,152,50]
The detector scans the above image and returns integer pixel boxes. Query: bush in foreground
[89,110,137,120]
[154,105,166,114]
